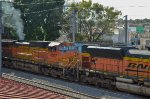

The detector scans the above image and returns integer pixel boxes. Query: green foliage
[14,0,65,41]
[63,0,121,42]
[129,18,150,26]
[75,33,84,42]
[3,27,18,39]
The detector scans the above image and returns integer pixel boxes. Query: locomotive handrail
[65,56,79,68]
[2,73,100,99]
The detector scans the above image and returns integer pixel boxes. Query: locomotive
[2,40,150,96]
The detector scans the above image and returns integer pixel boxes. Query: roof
[86,46,123,59]
[128,50,150,56]
[2,40,16,43]
[83,44,98,46]
[30,41,50,48]
[0,77,70,99]
[126,50,150,58]
[88,46,121,51]
[15,42,30,45]
[48,42,60,47]
[2,40,15,46]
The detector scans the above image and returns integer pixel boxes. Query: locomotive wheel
[96,82,102,87]
[101,82,107,88]
[80,75,88,84]
[41,67,50,75]
[105,79,114,90]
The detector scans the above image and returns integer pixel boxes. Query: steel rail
[2,73,100,99]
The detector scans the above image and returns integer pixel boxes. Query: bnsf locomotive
[2,41,150,96]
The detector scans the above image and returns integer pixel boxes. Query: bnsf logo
[128,63,150,70]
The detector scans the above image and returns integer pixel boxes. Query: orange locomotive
[81,46,150,96]
[82,46,150,79]
[2,41,150,96]
[2,41,80,77]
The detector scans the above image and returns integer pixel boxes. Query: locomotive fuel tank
[144,82,150,87]
[116,82,150,96]
[116,77,134,83]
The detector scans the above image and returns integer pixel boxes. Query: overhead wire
[12,1,66,15]
[2,0,94,16]
[23,7,61,15]
[13,1,65,6]
[2,0,66,15]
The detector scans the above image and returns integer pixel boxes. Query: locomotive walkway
[2,73,100,99]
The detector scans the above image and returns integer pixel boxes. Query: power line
[1,0,71,15]
[23,7,61,15]
[2,1,111,16]
[13,1,65,6]
[2,0,72,8]
[2,6,63,16]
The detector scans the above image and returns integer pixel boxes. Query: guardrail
[2,73,100,99]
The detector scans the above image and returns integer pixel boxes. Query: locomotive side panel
[124,57,150,79]
[30,41,49,63]
[124,50,150,79]
[47,49,60,64]
[85,46,124,74]
[2,41,14,58]
[14,42,32,60]
[91,58,123,74]
[32,48,48,63]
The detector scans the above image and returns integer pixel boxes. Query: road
[2,67,148,99]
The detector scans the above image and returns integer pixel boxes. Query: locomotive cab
[48,42,60,52]
[81,44,97,69]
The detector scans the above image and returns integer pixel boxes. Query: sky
[73,0,150,19]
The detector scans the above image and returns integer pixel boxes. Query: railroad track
[2,73,100,99]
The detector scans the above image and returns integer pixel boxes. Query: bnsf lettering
[128,63,137,68]
[128,63,150,70]
[137,64,148,70]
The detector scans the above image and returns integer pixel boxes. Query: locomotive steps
[1,73,100,99]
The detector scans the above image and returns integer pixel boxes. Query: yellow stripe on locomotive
[14,42,32,60]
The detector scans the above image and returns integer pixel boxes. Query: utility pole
[124,15,128,46]
[0,1,2,76]
[70,0,77,43]
[71,9,77,43]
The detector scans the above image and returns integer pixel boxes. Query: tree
[14,0,65,41]
[3,27,18,39]
[62,0,121,42]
